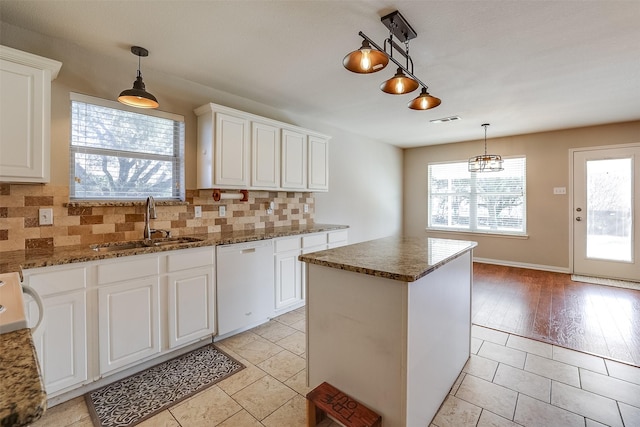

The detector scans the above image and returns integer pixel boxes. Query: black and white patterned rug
[86,344,244,427]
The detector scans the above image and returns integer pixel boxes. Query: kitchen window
[427,157,526,235]
[69,93,185,200]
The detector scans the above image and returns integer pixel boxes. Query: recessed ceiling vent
[430,116,461,123]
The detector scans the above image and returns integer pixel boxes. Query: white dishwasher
[216,239,275,337]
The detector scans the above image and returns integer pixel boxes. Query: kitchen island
[299,236,477,427]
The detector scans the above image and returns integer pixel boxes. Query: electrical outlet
[553,187,567,195]
[39,208,53,225]
[194,206,202,218]
[267,208,274,215]
[303,204,309,213]
[219,205,226,217]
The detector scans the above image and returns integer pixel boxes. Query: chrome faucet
[144,196,157,240]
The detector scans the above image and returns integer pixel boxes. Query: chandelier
[468,124,504,172]
[342,10,441,110]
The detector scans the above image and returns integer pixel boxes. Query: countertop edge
[0,328,47,427]
[0,224,349,274]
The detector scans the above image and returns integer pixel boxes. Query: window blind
[69,93,185,200]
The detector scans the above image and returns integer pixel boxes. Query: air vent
[430,116,461,123]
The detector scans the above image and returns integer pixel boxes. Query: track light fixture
[118,46,159,109]
[468,124,504,172]
[342,10,441,110]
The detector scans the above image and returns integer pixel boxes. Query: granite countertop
[298,236,477,282]
[0,223,348,274]
[0,328,47,426]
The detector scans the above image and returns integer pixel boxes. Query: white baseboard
[473,257,570,274]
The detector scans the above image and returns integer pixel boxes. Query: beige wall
[1,22,404,246]
[404,121,640,270]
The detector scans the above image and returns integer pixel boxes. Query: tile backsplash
[0,184,314,252]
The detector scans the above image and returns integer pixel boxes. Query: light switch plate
[194,206,202,218]
[39,208,53,225]
[553,187,567,195]
[219,205,226,217]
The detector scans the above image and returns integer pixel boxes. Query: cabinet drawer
[97,256,159,285]
[27,266,87,296]
[328,230,348,244]
[275,237,301,253]
[302,233,326,248]
[167,247,214,272]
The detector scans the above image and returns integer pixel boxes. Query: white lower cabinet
[30,291,87,394]
[25,265,87,396]
[274,230,348,314]
[98,277,160,374]
[274,237,303,312]
[167,266,215,349]
[23,246,216,398]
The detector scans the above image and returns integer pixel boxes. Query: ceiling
[1,1,639,148]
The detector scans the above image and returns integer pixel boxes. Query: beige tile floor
[30,308,640,427]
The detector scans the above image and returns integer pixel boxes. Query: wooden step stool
[306,382,382,427]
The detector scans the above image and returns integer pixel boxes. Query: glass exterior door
[573,147,640,281]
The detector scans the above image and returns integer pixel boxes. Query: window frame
[427,157,527,237]
[69,92,185,201]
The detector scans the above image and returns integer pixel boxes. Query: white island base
[305,248,473,427]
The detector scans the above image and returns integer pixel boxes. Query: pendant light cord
[483,124,489,155]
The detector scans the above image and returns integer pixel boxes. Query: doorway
[572,145,640,281]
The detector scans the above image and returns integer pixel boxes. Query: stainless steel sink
[90,237,203,252]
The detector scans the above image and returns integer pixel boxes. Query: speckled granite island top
[298,236,477,282]
[0,328,47,426]
[0,224,348,274]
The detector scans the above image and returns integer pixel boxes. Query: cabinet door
[29,291,87,394]
[0,59,49,182]
[215,112,249,187]
[281,129,307,189]
[275,250,302,310]
[98,278,160,374]
[251,122,280,189]
[167,267,215,349]
[308,136,329,191]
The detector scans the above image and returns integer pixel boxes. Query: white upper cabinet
[0,45,61,183]
[196,104,250,188]
[308,135,329,191]
[281,129,307,190]
[215,113,250,187]
[251,121,280,189]
[195,102,330,191]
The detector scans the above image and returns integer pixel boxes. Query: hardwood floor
[472,263,640,367]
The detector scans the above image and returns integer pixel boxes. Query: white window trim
[70,92,183,122]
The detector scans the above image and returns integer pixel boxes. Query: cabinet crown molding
[194,102,331,141]
[0,45,62,80]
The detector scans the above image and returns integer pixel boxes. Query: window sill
[426,228,529,240]
[65,200,188,208]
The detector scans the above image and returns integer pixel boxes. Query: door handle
[576,217,582,221]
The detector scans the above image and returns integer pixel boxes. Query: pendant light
[380,67,419,95]
[342,10,441,110]
[343,39,389,74]
[468,124,504,172]
[118,46,159,109]
[408,87,441,110]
